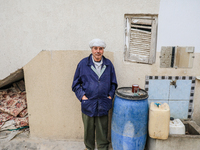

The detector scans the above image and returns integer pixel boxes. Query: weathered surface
[0,0,160,80]
[147,135,200,150]
[23,50,114,140]
[147,120,200,150]
[0,69,24,89]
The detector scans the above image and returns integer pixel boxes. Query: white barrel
[148,102,170,140]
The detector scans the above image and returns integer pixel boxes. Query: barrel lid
[115,87,148,100]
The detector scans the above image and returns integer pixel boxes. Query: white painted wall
[1,0,200,80]
[0,0,159,80]
[157,0,200,52]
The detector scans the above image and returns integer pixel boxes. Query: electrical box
[160,46,195,68]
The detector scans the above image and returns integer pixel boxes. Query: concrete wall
[0,0,160,80]
[23,50,200,139]
[147,135,200,150]
[1,0,160,140]
[2,0,200,139]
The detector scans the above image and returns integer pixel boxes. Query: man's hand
[108,96,112,99]
[82,95,88,100]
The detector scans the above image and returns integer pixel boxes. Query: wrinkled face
[91,46,104,61]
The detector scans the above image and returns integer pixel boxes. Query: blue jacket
[72,54,118,117]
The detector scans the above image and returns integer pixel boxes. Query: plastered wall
[24,50,200,139]
[0,0,160,80]
[23,50,114,139]
[2,0,200,140]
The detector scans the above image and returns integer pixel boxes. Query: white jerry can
[148,102,170,140]
[169,119,185,135]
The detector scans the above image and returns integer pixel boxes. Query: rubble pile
[0,80,29,129]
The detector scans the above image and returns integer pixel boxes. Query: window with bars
[124,14,158,64]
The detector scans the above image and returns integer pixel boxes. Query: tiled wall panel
[145,76,195,119]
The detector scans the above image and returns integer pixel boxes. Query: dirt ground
[0,130,113,150]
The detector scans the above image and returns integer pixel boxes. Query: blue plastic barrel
[111,87,148,150]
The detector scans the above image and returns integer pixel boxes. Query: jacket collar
[87,54,109,66]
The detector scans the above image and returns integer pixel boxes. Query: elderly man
[72,38,118,150]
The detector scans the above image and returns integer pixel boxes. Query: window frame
[124,14,158,64]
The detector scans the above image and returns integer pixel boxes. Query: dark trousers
[82,113,109,150]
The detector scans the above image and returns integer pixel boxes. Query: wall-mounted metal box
[160,46,195,69]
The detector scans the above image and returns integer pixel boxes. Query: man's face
[91,46,104,61]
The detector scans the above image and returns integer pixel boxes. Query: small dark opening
[0,79,25,90]
[132,23,151,27]
[131,23,152,32]
[131,27,151,32]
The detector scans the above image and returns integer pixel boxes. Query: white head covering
[89,38,106,49]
